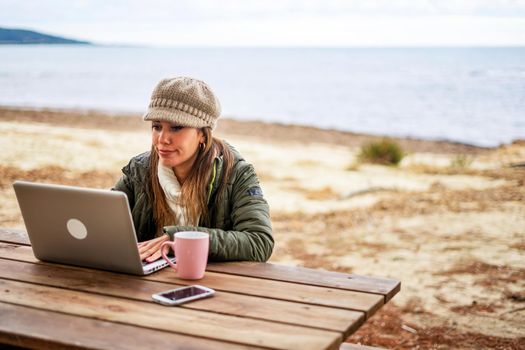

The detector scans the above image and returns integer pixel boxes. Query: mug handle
[160,241,178,270]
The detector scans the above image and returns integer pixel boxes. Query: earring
[200,142,206,150]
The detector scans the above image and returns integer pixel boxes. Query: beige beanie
[143,76,221,129]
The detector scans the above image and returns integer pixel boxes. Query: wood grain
[0,279,342,350]
[0,229,401,350]
[0,243,38,262]
[207,261,401,302]
[0,257,364,337]
[0,228,29,245]
[0,301,258,350]
[0,242,384,318]
[0,228,400,302]
[150,270,384,318]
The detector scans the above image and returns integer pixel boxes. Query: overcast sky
[1,0,524,47]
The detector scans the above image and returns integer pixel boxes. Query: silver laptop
[13,180,175,275]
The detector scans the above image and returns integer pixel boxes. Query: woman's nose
[159,130,171,144]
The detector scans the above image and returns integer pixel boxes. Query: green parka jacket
[112,146,274,262]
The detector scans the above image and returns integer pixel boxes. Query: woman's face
[151,120,204,174]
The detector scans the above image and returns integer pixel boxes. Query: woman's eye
[152,124,161,131]
[171,126,184,132]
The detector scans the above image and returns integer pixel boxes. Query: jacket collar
[207,153,223,204]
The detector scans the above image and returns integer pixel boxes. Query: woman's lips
[158,149,174,157]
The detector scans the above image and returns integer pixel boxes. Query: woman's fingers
[145,250,162,263]
[138,236,171,261]
[140,246,160,261]
[138,240,159,260]
[139,249,153,261]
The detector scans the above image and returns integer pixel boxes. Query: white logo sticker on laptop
[66,218,88,240]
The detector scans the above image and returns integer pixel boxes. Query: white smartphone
[151,285,215,306]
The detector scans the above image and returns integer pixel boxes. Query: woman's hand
[138,235,170,263]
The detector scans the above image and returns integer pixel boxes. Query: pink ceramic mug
[160,231,210,280]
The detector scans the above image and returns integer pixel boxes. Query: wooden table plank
[207,261,401,302]
[151,270,383,318]
[0,242,384,318]
[0,228,29,245]
[0,279,342,350]
[0,257,364,337]
[0,302,259,350]
[0,243,37,262]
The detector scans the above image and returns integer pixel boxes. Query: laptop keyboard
[142,256,176,272]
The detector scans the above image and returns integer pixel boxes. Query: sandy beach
[1,106,524,349]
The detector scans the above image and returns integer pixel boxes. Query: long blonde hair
[149,128,234,235]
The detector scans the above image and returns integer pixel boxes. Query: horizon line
[2,42,525,49]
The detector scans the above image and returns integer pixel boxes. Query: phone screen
[160,286,209,301]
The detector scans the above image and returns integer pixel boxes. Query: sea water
[0,45,523,147]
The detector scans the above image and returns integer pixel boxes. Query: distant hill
[0,27,91,44]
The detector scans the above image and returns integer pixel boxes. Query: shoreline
[0,105,501,154]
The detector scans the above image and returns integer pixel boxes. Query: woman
[113,77,274,262]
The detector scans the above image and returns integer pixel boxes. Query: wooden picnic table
[0,228,400,350]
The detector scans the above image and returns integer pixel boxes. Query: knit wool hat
[143,76,221,129]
